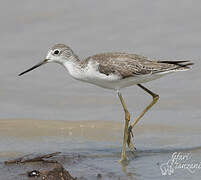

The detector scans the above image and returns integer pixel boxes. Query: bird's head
[19,44,74,76]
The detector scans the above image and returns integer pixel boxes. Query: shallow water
[1,0,201,179]
[1,119,201,179]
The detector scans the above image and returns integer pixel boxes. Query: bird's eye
[54,50,60,55]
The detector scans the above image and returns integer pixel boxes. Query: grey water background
[0,0,201,179]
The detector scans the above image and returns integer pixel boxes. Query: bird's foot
[127,126,136,153]
[119,155,129,164]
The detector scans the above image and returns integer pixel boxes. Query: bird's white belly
[79,69,167,90]
[85,74,165,90]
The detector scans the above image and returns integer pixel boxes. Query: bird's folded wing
[86,52,192,79]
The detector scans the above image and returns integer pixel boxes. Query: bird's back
[84,52,193,79]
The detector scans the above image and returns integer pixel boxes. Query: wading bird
[19,44,193,162]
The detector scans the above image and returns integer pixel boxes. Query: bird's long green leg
[118,91,130,163]
[127,84,159,151]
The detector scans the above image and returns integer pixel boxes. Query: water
[0,0,201,179]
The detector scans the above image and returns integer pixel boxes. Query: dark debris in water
[4,152,61,165]
[31,164,76,180]
[4,152,77,180]
[27,170,40,177]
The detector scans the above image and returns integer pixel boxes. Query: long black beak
[18,59,48,76]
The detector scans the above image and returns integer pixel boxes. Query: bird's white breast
[63,60,121,89]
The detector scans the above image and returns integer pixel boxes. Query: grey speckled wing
[85,52,193,79]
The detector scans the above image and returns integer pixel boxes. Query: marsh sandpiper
[19,44,193,162]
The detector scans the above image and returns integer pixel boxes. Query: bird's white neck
[62,56,85,80]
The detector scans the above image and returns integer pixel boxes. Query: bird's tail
[157,60,194,71]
